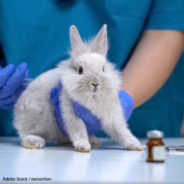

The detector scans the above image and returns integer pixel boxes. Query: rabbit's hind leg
[21,135,45,149]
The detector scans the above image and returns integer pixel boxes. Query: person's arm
[122,30,184,108]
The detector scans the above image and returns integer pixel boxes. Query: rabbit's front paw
[74,139,91,153]
[124,136,143,151]
[22,135,45,149]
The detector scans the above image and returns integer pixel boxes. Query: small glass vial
[146,130,165,162]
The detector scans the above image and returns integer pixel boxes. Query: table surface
[0,137,184,184]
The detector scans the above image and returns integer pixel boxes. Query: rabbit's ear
[91,24,108,56]
[70,25,86,56]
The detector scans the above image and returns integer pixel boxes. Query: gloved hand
[50,80,134,136]
[0,63,29,109]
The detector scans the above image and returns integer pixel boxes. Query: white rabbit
[14,24,142,152]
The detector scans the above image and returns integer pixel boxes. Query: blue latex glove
[0,63,29,109]
[50,81,68,136]
[50,80,134,136]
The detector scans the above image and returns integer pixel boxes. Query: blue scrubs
[0,0,184,137]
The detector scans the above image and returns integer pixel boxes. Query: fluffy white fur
[14,24,142,151]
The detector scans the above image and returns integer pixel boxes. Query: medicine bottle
[146,130,165,162]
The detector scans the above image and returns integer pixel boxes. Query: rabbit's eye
[102,66,105,72]
[79,66,83,74]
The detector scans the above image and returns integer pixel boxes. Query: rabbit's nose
[91,83,99,92]
[91,83,99,87]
